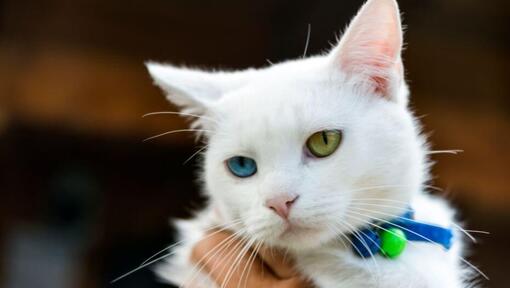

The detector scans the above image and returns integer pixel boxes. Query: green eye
[306,130,342,158]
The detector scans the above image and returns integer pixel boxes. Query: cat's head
[147,0,427,250]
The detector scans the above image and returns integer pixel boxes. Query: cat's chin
[262,224,333,250]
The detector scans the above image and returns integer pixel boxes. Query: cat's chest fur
[156,193,466,288]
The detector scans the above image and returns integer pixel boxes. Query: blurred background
[0,0,508,287]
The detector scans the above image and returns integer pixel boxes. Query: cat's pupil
[322,131,328,145]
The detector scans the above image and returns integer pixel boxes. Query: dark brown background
[0,0,508,287]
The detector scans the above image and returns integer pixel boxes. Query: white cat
[146,0,477,287]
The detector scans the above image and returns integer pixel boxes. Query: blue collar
[350,209,453,258]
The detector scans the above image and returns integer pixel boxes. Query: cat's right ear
[146,62,252,115]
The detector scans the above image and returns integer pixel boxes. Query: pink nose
[265,194,299,219]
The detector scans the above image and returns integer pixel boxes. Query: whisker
[187,213,270,287]
[349,184,413,193]
[458,257,490,281]
[329,223,366,257]
[347,209,448,246]
[348,203,485,243]
[463,230,490,235]
[191,236,243,288]
[183,144,209,165]
[239,240,262,288]
[350,202,406,212]
[110,250,177,283]
[183,223,261,287]
[220,237,254,288]
[139,220,243,267]
[143,129,212,142]
[183,229,247,287]
[339,213,435,280]
[345,211,489,280]
[138,241,184,268]
[328,222,378,283]
[113,222,241,284]
[332,229,350,251]
[228,238,256,287]
[350,198,411,204]
[143,111,218,123]
[302,23,311,58]
[338,220,381,278]
[427,149,463,155]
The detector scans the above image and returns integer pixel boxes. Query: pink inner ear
[340,42,400,96]
[370,44,403,95]
[372,73,389,95]
[334,0,403,97]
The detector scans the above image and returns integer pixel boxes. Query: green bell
[379,227,407,258]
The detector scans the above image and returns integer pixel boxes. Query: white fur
[147,0,474,287]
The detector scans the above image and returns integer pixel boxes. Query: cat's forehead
[211,78,359,155]
[218,60,333,115]
[207,57,367,154]
[218,80,330,130]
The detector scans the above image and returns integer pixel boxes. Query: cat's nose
[265,194,299,219]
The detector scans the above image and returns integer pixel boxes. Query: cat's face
[148,0,427,250]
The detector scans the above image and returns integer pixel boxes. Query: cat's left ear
[330,0,405,101]
[146,62,252,115]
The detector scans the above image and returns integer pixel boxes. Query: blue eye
[226,156,257,178]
